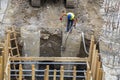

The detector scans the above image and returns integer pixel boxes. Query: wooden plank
[8,64,11,80]
[44,69,47,80]
[19,64,22,80]
[87,61,90,71]
[91,44,96,73]
[0,56,2,64]
[95,55,99,80]
[10,57,88,62]
[60,66,64,80]
[86,70,91,80]
[73,66,76,80]
[44,65,49,80]
[92,50,98,80]
[99,68,103,80]
[53,69,57,80]
[0,56,3,80]
[88,35,94,67]
[96,62,101,80]
[2,51,5,79]
[32,64,35,80]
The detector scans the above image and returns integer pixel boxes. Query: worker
[60,10,77,32]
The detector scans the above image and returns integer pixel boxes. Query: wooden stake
[32,64,35,80]
[2,50,5,79]
[92,50,98,80]
[91,44,96,74]
[44,69,47,80]
[88,35,94,68]
[60,66,64,80]
[44,65,49,80]
[8,64,11,80]
[0,56,3,80]
[19,64,22,80]
[99,68,103,80]
[53,69,57,80]
[73,66,76,80]
[96,62,101,80]
[86,70,91,80]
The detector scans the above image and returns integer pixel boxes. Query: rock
[41,34,50,39]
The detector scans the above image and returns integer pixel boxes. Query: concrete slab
[61,28,81,57]
[61,28,81,75]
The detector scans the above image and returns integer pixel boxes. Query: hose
[81,32,89,55]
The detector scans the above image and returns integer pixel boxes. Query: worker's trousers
[66,19,73,32]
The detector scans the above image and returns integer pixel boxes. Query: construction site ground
[1,0,104,38]
[1,0,120,80]
[0,0,103,56]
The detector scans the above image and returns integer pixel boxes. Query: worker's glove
[60,17,62,21]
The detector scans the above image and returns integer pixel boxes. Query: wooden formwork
[9,58,86,80]
[0,37,10,80]
[0,27,20,80]
[86,35,104,80]
[0,56,3,80]
[0,27,104,80]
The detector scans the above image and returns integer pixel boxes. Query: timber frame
[0,27,104,80]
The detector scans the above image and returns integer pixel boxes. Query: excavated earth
[1,0,103,56]
[0,0,105,80]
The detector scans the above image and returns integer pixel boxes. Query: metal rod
[11,74,85,78]
[11,70,86,73]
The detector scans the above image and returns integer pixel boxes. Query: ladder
[7,27,20,79]
[8,27,20,57]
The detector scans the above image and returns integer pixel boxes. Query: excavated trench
[40,31,62,57]
[4,0,102,79]
[10,31,99,80]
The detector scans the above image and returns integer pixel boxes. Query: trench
[10,31,99,80]
[10,61,87,80]
[6,0,100,79]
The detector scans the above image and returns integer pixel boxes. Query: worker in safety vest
[60,10,77,32]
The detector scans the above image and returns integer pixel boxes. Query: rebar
[100,0,120,69]
[11,74,85,78]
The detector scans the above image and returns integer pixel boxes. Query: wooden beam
[87,61,90,71]
[44,69,47,80]
[32,64,35,80]
[0,56,3,80]
[88,35,94,66]
[99,68,103,80]
[96,62,101,80]
[53,69,57,80]
[19,64,22,80]
[8,64,11,80]
[10,57,88,62]
[2,51,5,79]
[73,66,76,80]
[91,44,96,70]
[92,50,98,80]
[60,66,64,80]
[44,65,49,80]
[86,70,91,80]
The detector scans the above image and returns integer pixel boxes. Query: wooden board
[10,57,88,62]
